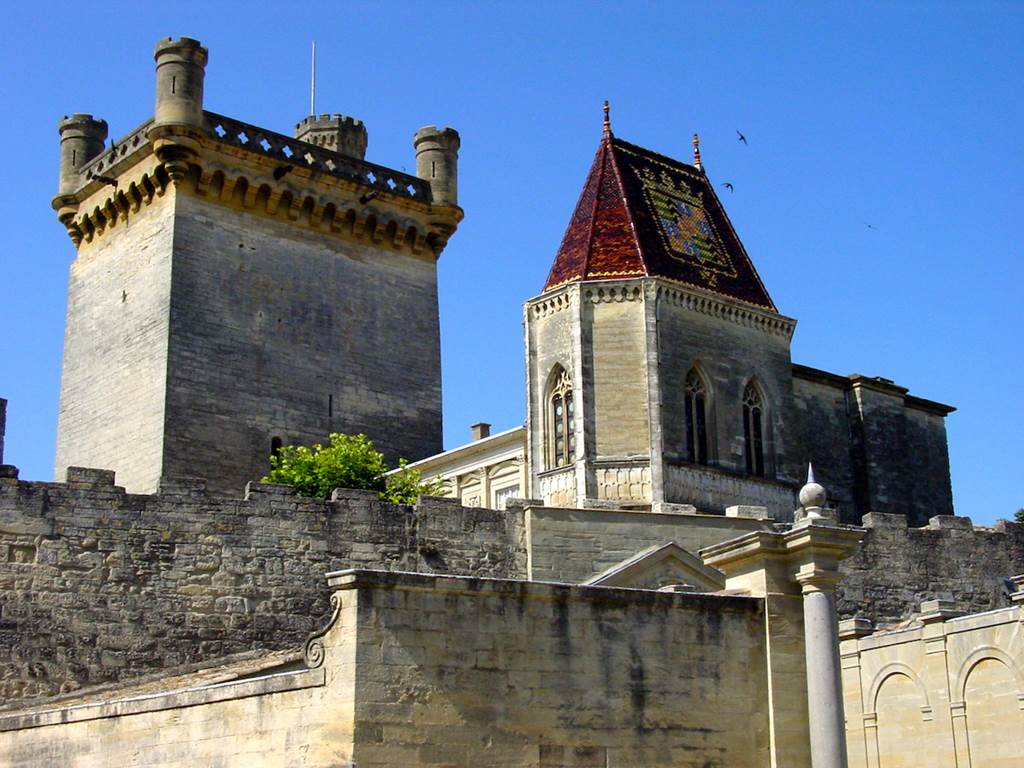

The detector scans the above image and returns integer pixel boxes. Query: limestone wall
[837,512,1024,625]
[655,284,801,487]
[344,571,771,767]
[164,189,443,496]
[841,599,1024,768]
[54,190,174,494]
[3,465,1022,710]
[0,471,525,703]
[583,284,650,461]
[790,367,954,526]
[0,570,774,767]
[525,505,773,584]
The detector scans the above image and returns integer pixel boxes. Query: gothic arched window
[548,367,576,468]
[742,382,766,477]
[684,369,709,465]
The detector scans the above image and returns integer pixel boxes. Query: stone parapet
[0,476,526,705]
[838,514,1024,626]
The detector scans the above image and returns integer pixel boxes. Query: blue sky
[1,2,1020,524]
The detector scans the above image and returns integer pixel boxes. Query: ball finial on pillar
[798,463,828,520]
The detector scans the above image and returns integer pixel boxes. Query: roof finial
[692,132,702,171]
[603,100,611,136]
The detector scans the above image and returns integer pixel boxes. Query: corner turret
[295,114,368,160]
[149,36,208,184]
[413,126,460,207]
[152,37,208,129]
[57,114,108,197]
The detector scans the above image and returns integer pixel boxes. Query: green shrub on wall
[262,432,442,504]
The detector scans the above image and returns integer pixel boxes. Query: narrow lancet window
[742,383,765,477]
[684,369,709,465]
[549,368,576,468]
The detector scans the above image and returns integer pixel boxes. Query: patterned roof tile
[544,133,776,311]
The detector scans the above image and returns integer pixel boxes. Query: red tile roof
[543,132,776,311]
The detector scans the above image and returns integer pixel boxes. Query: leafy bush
[261,432,442,504]
[1015,508,1024,523]
[382,459,446,505]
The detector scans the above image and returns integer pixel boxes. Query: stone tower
[525,121,954,523]
[52,37,463,495]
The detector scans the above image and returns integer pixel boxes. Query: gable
[582,542,727,592]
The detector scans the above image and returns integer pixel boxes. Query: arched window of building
[548,367,576,468]
[684,368,709,465]
[742,382,766,477]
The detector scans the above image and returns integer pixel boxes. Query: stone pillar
[797,564,849,768]
[918,599,962,766]
[838,617,875,768]
[702,509,864,768]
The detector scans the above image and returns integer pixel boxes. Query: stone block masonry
[2,466,1022,708]
[837,511,1024,626]
[0,471,525,704]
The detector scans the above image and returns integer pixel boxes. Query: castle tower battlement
[52,36,462,495]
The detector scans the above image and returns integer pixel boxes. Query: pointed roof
[543,131,776,310]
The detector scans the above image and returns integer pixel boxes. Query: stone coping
[521,502,774,526]
[851,604,1020,651]
[0,663,323,733]
[323,568,763,612]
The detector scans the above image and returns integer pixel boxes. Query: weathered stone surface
[0,571,773,768]
[0,478,525,703]
[837,513,1024,625]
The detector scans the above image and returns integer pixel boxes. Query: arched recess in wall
[684,363,714,466]
[741,379,770,478]
[545,365,576,470]
[954,646,1024,766]
[867,664,934,767]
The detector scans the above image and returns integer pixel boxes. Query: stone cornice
[527,285,575,319]
[654,279,796,339]
[791,364,955,416]
[53,113,462,260]
[528,277,796,338]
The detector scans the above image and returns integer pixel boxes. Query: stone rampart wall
[838,512,1024,625]
[3,465,1022,707]
[0,469,525,703]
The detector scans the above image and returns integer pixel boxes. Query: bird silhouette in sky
[722,182,734,193]
[864,222,877,230]
[736,130,747,145]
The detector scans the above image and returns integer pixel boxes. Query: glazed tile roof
[543,131,776,310]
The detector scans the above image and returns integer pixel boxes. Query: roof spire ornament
[603,100,612,136]
[692,132,703,172]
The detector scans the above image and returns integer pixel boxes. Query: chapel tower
[524,114,955,524]
[525,117,803,517]
[52,37,462,495]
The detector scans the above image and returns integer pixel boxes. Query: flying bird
[736,130,747,145]
[273,164,294,181]
[722,182,734,193]
[864,222,877,230]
